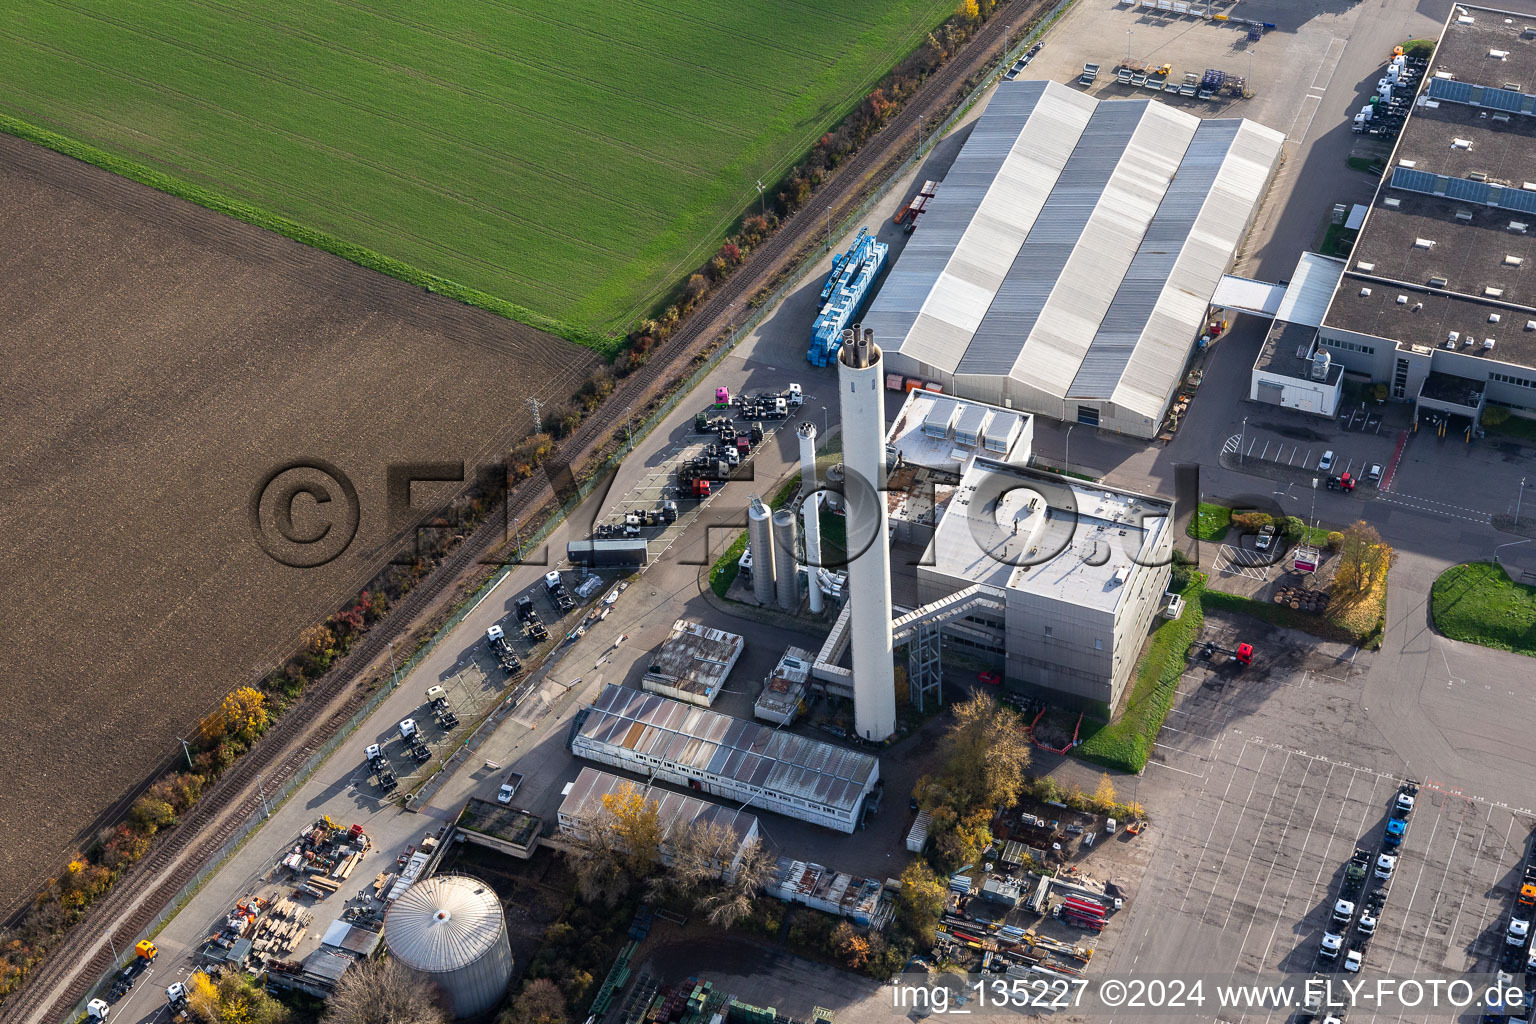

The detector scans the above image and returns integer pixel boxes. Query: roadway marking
[1177,748,1248,917]
[1442,801,1496,972]
[1379,795,1446,976]
[1225,751,1300,945]
[1288,94,1323,144]
[1310,37,1348,92]
[1376,490,1493,523]
[1199,747,1270,924]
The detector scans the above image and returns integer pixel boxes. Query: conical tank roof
[384,876,504,972]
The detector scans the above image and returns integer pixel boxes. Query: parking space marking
[1442,801,1496,973]
[1226,752,1304,954]
[1177,749,1249,917]
[1288,93,1322,144]
[1199,747,1270,925]
[1378,794,1448,976]
[1256,760,1336,971]
[1215,544,1270,581]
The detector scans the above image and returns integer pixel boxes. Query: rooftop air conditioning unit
[1490,313,1502,322]
[1486,338,1497,350]
[1360,287,1373,296]
[1396,295,1408,304]
[1446,337,1458,349]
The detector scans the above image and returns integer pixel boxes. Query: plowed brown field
[0,135,597,907]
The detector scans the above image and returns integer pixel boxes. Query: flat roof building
[640,620,745,707]
[753,647,816,725]
[917,461,1173,707]
[569,684,879,833]
[1257,6,1536,426]
[863,79,1284,437]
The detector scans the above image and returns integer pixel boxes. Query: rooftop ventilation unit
[1430,276,1448,288]
[1490,48,1510,58]
[1452,138,1473,149]
[1399,158,1417,168]
[1446,334,1458,349]
[1385,197,1402,208]
[1507,255,1526,266]
[1357,261,1376,271]
[1414,238,1436,248]
[1359,287,1373,296]
[1456,210,1475,221]
[1511,221,1529,233]
[1526,320,1536,330]
[1487,287,1505,298]
[1486,338,1497,350]
[1490,312,1502,322]
[1396,295,1408,304]
[1413,302,1424,312]
[1470,171,1489,182]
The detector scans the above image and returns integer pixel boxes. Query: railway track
[3,8,1037,1022]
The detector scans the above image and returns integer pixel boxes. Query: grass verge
[1190,503,1232,541]
[1201,576,1386,649]
[1075,574,1206,772]
[1431,561,1536,656]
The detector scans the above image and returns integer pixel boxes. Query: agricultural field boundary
[0,114,605,352]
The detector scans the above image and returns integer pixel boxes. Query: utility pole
[1065,424,1076,475]
[1240,416,1249,464]
[527,396,542,433]
[756,179,766,217]
[388,640,399,688]
[106,930,119,967]
[257,774,271,819]
[1518,476,1528,526]
[510,515,521,562]
[1126,27,1133,62]
[626,405,634,453]
[177,736,193,770]
[1311,477,1319,532]
[825,207,831,253]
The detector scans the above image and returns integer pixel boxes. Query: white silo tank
[384,875,513,1018]
[772,507,800,611]
[747,496,777,605]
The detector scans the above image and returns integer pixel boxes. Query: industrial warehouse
[1252,5,1536,429]
[568,684,880,832]
[558,767,762,871]
[862,78,1285,437]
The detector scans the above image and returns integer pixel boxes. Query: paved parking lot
[1088,614,1536,1022]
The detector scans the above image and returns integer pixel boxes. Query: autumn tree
[322,957,449,1024]
[501,978,568,1024]
[1334,521,1393,595]
[221,686,269,742]
[833,921,872,968]
[922,692,1031,814]
[188,969,288,1024]
[1092,773,1118,813]
[565,781,664,906]
[894,861,946,942]
[300,624,334,658]
[697,835,777,928]
[957,0,981,20]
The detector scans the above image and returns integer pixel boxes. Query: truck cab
[544,570,563,594]
[365,743,384,764]
[786,383,803,406]
[1384,817,1407,847]
[1319,932,1343,960]
[1357,910,1378,936]
[497,771,524,804]
[486,625,505,646]
[1508,917,1531,947]
[1332,899,1355,926]
[426,685,448,706]
[1375,853,1398,880]
[399,718,418,741]
[1343,948,1363,973]
[1394,785,1417,817]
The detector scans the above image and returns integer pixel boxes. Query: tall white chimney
[837,326,896,741]
[801,491,825,614]
[797,421,818,495]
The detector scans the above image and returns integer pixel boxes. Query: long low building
[863,78,1284,437]
[558,767,760,877]
[569,684,879,833]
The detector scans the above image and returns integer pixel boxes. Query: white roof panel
[1273,252,1347,328]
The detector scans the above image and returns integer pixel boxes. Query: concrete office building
[1253,6,1536,428]
[863,79,1284,437]
[915,462,1173,707]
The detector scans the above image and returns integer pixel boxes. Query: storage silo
[747,496,777,605]
[771,507,800,611]
[383,875,512,1018]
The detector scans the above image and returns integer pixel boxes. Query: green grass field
[0,0,954,344]
[1432,561,1536,657]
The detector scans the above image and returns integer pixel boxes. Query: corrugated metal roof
[869,80,1283,424]
[575,684,876,812]
[1274,252,1348,328]
[384,876,505,972]
[559,767,758,848]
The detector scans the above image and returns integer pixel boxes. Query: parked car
[1319,450,1336,471]
[1255,523,1277,551]
[978,670,1002,686]
[1367,464,1383,484]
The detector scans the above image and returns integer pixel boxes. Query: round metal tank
[383,875,512,1018]
[772,507,800,611]
[747,497,777,605]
